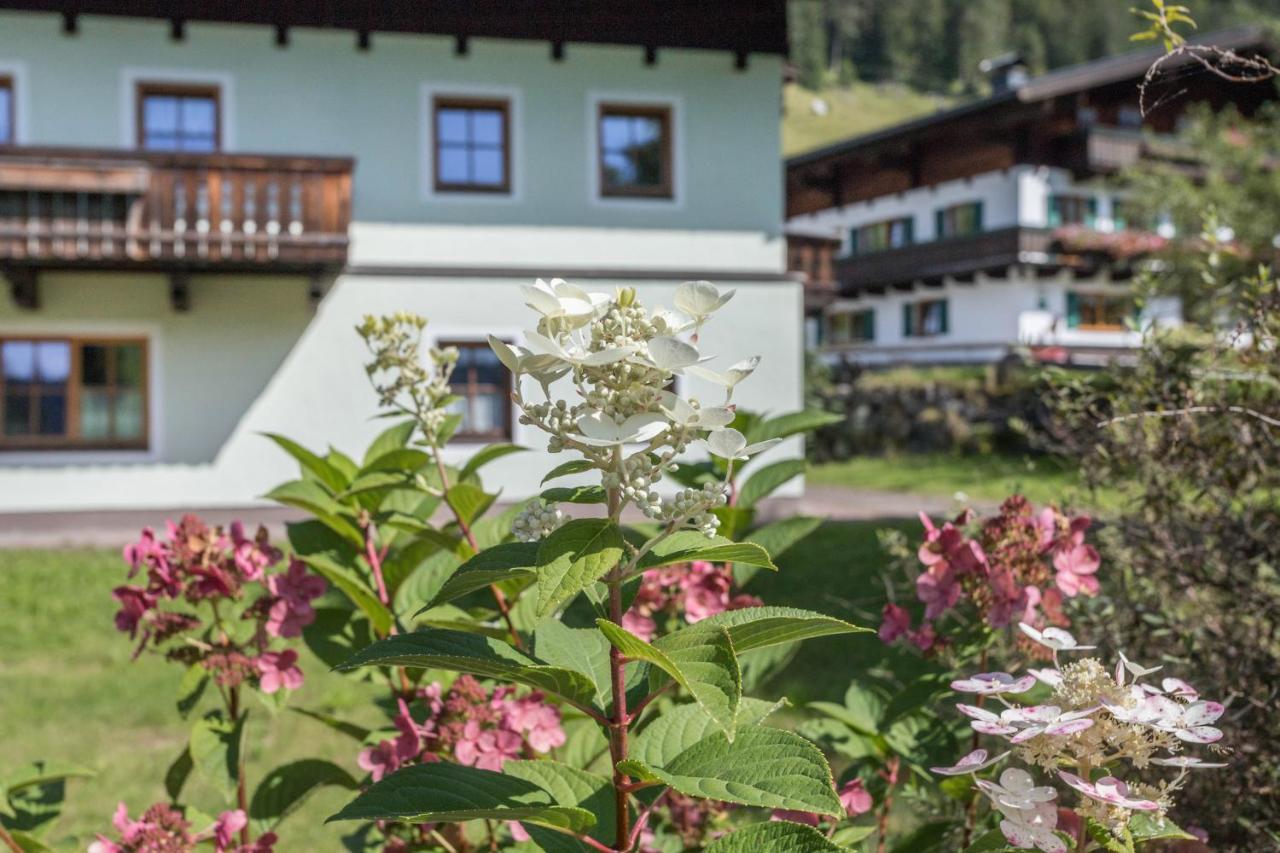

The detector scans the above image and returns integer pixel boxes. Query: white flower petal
[705,428,748,460]
[647,336,701,371]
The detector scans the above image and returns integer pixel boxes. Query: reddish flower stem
[606,469,632,850]
[228,685,250,846]
[0,825,24,853]
[960,647,990,848]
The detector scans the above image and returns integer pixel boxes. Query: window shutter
[973,201,984,232]
[849,228,858,255]
[1086,197,1098,229]
[904,217,914,245]
[1066,292,1081,329]
[902,303,913,337]
[864,310,876,341]
[939,300,949,334]
[935,209,945,240]
[1047,196,1060,228]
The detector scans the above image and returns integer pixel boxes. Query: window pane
[471,110,503,146]
[114,389,145,440]
[38,392,66,435]
[471,348,504,385]
[116,344,145,387]
[603,152,636,187]
[3,392,29,436]
[438,148,469,184]
[600,115,631,151]
[0,87,11,144]
[180,98,216,136]
[631,139,664,186]
[468,392,502,434]
[80,388,111,439]
[437,109,469,144]
[144,96,179,133]
[2,341,34,383]
[35,341,70,382]
[630,115,662,145]
[471,149,504,186]
[82,345,109,386]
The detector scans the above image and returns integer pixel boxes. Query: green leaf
[336,630,599,710]
[3,830,54,852]
[327,762,595,833]
[164,747,193,801]
[361,448,433,474]
[299,553,393,637]
[705,821,843,852]
[337,471,412,500]
[638,533,777,573]
[3,762,94,797]
[541,459,595,484]
[424,542,539,611]
[290,708,371,743]
[736,516,823,586]
[630,698,786,769]
[503,761,616,850]
[888,820,957,853]
[394,550,461,618]
[265,433,348,492]
[266,480,363,546]
[362,419,417,465]
[381,536,452,595]
[962,828,1018,853]
[189,711,246,798]
[301,607,375,670]
[250,759,358,826]
[445,483,498,527]
[533,620,648,709]
[541,485,607,504]
[536,519,625,617]
[737,459,806,509]
[1128,812,1195,842]
[692,606,867,652]
[618,725,841,817]
[460,443,526,481]
[744,410,841,445]
[598,620,741,740]
[711,505,755,541]
[831,825,877,846]
[176,664,209,719]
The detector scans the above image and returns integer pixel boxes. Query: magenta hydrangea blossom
[255,650,304,694]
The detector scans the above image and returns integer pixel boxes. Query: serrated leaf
[536,519,625,617]
[631,698,786,768]
[691,606,867,652]
[541,485,608,504]
[301,607,375,670]
[598,620,741,740]
[736,516,822,586]
[2,762,94,797]
[638,533,777,573]
[266,480,364,546]
[327,762,595,832]
[176,665,208,720]
[533,619,647,709]
[744,410,841,445]
[337,471,412,500]
[424,542,539,611]
[831,824,877,846]
[889,820,958,853]
[381,536,452,595]
[4,829,54,852]
[460,443,526,481]
[1128,812,1194,842]
[362,420,417,465]
[618,725,841,817]
[164,747,193,801]
[336,630,599,710]
[394,550,461,618]
[705,820,843,852]
[541,459,596,485]
[503,761,616,850]
[737,459,806,509]
[264,433,348,492]
[189,711,245,798]
[444,483,498,527]
[250,759,358,826]
[299,553,393,636]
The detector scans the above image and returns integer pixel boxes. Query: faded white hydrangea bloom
[511,500,567,543]
[494,279,769,540]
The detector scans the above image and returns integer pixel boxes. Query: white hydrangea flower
[512,500,567,542]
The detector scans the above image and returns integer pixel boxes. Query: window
[1048,195,1098,228]
[598,104,672,198]
[850,217,913,255]
[444,340,512,441]
[137,83,220,151]
[0,75,12,145]
[827,310,876,344]
[1110,199,1151,232]
[902,299,949,338]
[935,202,983,240]
[1,337,148,449]
[1067,292,1131,330]
[433,96,511,193]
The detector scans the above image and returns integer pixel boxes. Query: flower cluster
[112,516,324,694]
[357,312,460,445]
[492,279,776,541]
[621,560,763,641]
[89,803,273,853]
[357,675,566,783]
[931,624,1227,851]
[880,497,1100,652]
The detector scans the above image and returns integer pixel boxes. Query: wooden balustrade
[0,147,353,273]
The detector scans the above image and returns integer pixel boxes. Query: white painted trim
[0,321,164,465]
[118,66,236,150]
[0,60,30,144]
[419,83,524,205]
[585,90,685,211]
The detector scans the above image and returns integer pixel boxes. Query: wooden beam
[274,23,289,47]
[3,267,38,309]
[356,29,371,51]
[734,50,748,71]
[454,34,469,56]
[169,18,184,41]
[644,45,657,66]
[60,10,76,34]
[551,40,565,62]
[169,271,190,312]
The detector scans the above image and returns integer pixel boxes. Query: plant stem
[0,825,24,853]
[605,459,632,850]
[228,685,250,846]
[960,647,990,848]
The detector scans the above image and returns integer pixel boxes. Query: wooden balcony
[785,231,841,313]
[0,146,354,308]
[832,227,1087,294]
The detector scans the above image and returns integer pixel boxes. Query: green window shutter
[904,217,914,245]
[1086,197,1098,229]
[935,209,945,240]
[849,228,859,255]
[902,303,913,337]
[1066,292,1081,329]
[1047,196,1061,228]
[939,300,949,334]
[863,310,876,341]
[973,201,984,233]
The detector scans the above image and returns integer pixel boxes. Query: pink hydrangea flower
[454,720,523,771]
[111,586,157,637]
[1058,772,1159,811]
[622,609,657,642]
[681,562,731,623]
[908,623,937,651]
[838,779,873,816]
[769,809,821,826]
[265,560,326,638]
[1053,544,1100,597]
[916,568,960,619]
[255,650,303,694]
[213,809,248,851]
[931,748,1010,776]
[502,694,566,754]
[879,603,912,643]
[229,522,281,582]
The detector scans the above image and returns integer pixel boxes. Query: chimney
[979,52,1029,94]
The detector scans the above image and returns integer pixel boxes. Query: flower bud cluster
[511,500,567,543]
[663,483,730,536]
[357,312,460,446]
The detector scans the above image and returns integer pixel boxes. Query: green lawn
[783,82,950,156]
[809,452,1100,508]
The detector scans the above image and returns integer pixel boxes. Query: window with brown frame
[0,75,13,145]
[137,82,220,152]
[1067,292,1131,331]
[443,340,512,442]
[1,337,149,450]
[598,103,672,199]
[433,96,511,193]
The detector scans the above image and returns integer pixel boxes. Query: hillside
[782,81,951,157]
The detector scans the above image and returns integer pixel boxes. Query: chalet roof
[787,25,1269,169]
[0,0,788,58]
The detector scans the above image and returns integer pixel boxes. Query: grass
[809,452,1098,507]
[0,549,384,850]
[783,81,950,157]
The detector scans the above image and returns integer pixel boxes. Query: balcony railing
[0,147,353,274]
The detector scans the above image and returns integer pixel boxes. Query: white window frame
[120,67,236,150]
[586,90,685,211]
[419,83,524,205]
